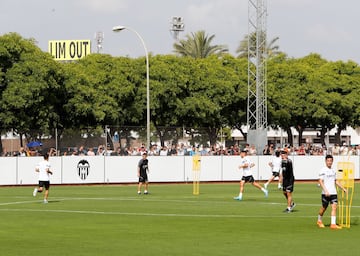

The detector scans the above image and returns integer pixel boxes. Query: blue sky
[1,0,359,63]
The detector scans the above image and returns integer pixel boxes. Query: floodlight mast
[112,25,151,150]
[170,17,185,41]
[95,31,104,53]
[247,0,268,153]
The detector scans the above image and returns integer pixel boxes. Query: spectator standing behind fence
[18,147,27,156]
[216,145,227,155]
[169,144,178,156]
[177,143,186,156]
[263,145,271,155]
[248,144,257,155]
[124,147,131,155]
[78,145,86,156]
[332,144,340,155]
[188,146,197,156]
[356,145,360,155]
[87,147,95,156]
[97,145,105,156]
[148,145,157,156]
[340,143,349,156]
[159,146,168,156]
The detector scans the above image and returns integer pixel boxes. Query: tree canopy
[0,32,360,150]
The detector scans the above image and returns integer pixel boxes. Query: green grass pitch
[0,182,359,256]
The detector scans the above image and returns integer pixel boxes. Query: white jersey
[36,160,51,181]
[319,166,337,195]
[239,156,253,176]
[270,156,282,172]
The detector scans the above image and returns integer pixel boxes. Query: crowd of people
[2,142,360,157]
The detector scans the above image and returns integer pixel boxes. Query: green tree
[173,30,228,58]
[175,55,244,146]
[218,56,248,139]
[268,54,360,146]
[311,60,360,144]
[149,55,194,146]
[0,33,65,146]
[62,54,145,147]
[267,54,328,146]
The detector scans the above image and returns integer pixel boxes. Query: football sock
[331,216,336,225]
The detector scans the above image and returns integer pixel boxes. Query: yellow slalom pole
[192,153,201,195]
[337,162,355,228]
[338,188,344,227]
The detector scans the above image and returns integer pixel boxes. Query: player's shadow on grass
[34,200,62,204]
[350,216,359,226]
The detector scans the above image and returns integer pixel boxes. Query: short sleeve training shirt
[36,160,51,181]
[271,156,282,172]
[239,156,252,177]
[319,166,337,195]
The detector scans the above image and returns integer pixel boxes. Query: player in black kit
[137,151,149,195]
[280,150,296,213]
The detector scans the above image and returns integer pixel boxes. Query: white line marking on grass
[56,197,360,209]
[1,197,359,219]
[0,208,352,218]
[3,196,360,209]
[0,200,46,206]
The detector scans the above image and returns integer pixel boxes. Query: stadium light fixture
[112,25,150,150]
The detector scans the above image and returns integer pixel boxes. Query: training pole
[192,153,201,195]
[337,161,355,228]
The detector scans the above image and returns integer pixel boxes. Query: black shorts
[139,174,148,183]
[272,172,280,177]
[321,194,338,209]
[241,175,255,183]
[282,181,294,193]
[39,180,50,190]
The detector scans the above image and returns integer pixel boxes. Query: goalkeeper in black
[137,151,149,195]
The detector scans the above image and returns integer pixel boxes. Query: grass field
[0,182,359,256]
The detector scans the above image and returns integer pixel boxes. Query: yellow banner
[48,40,91,61]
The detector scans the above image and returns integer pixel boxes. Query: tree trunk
[0,138,3,155]
[207,127,219,147]
[234,124,247,141]
[156,128,165,147]
[286,127,293,146]
[296,126,304,147]
[319,127,326,146]
[335,124,345,145]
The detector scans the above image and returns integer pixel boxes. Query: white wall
[0,155,359,185]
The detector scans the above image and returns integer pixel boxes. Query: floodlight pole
[112,26,150,150]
